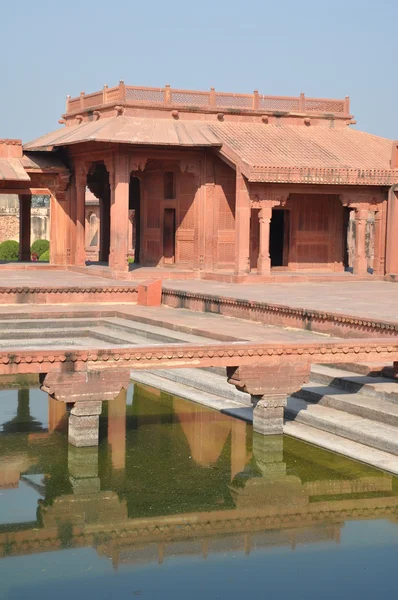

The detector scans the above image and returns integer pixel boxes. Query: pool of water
[0,380,397,599]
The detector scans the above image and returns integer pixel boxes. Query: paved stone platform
[164,280,398,323]
[0,269,138,288]
[0,303,340,348]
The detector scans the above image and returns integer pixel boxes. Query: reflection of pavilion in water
[0,382,398,567]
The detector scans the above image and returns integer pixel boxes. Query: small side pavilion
[3,83,398,280]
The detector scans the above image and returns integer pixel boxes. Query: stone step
[0,318,98,331]
[130,370,252,421]
[283,421,398,475]
[145,368,251,405]
[309,365,398,403]
[103,317,210,345]
[285,396,398,456]
[295,382,398,427]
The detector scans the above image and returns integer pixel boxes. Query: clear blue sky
[2,0,397,142]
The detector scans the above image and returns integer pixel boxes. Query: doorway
[129,177,141,263]
[163,208,176,264]
[270,209,287,267]
[87,162,110,263]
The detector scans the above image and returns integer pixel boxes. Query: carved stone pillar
[18,194,31,261]
[108,153,130,271]
[386,187,398,276]
[74,166,87,266]
[69,401,102,447]
[257,206,272,275]
[373,208,385,275]
[40,369,130,447]
[353,208,368,275]
[227,363,310,436]
[235,169,251,274]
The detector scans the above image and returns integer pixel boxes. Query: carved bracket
[180,159,200,178]
[130,155,148,173]
[340,193,381,209]
[251,188,289,208]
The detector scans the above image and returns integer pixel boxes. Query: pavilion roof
[24,116,398,186]
[207,122,397,184]
[23,116,222,151]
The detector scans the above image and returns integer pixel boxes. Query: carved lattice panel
[214,162,236,267]
[288,194,344,271]
[176,172,197,265]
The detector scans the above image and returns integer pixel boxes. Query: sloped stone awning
[207,122,398,185]
[24,117,398,186]
[23,116,222,151]
[0,158,30,181]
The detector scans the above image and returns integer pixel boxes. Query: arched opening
[129,176,141,264]
[86,163,110,263]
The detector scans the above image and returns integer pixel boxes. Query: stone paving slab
[164,280,398,323]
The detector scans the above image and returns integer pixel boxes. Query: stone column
[75,168,87,266]
[373,209,384,275]
[18,194,31,261]
[235,169,251,275]
[386,187,398,276]
[41,369,130,447]
[353,208,368,275]
[227,363,310,436]
[109,152,129,271]
[69,401,102,447]
[257,206,272,275]
[252,394,287,435]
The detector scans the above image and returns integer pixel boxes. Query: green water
[0,381,397,599]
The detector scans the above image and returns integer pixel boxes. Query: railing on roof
[65,81,350,118]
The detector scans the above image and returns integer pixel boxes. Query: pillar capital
[251,187,289,209]
[258,206,272,221]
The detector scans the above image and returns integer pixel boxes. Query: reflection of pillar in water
[253,433,286,478]
[48,395,67,433]
[158,542,165,565]
[231,418,249,481]
[108,389,127,471]
[68,446,100,495]
[3,389,42,433]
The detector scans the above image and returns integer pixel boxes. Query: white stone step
[285,396,398,456]
[283,421,398,475]
[296,381,398,427]
[146,368,251,405]
[310,364,398,403]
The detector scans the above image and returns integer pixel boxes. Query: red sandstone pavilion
[2,81,398,280]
